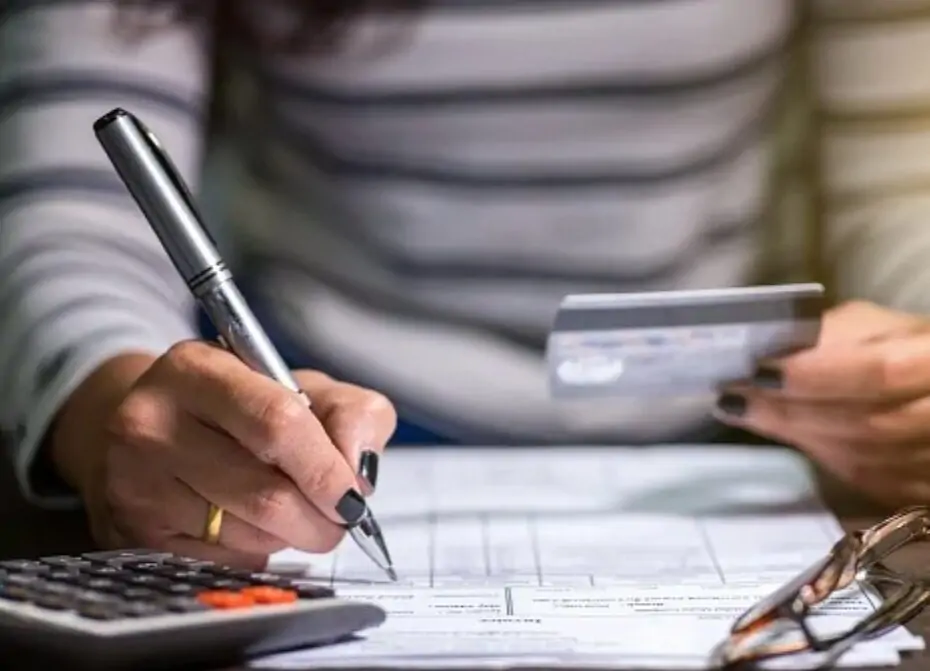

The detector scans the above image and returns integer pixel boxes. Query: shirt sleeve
[0,1,211,507]
[811,1,930,311]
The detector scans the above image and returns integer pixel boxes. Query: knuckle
[361,390,397,424]
[163,340,212,377]
[303,452,340,496]
[244,484,294,528]
[106,394,162,447]
[859,413,893,442]
[875,349,911,392]
[253,393,307,450]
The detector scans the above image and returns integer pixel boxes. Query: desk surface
[2,463,928,671]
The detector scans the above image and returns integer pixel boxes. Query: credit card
[546,283,825,398]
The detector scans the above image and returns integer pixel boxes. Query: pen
[93,107,396,582]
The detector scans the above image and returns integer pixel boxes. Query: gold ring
[203,503,224,545]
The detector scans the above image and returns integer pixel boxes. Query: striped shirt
[4,0,930,506]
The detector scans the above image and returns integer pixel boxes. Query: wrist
[47,352,158,499]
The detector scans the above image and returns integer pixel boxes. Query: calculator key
[248,573,293,588]
[119,601,166,618]
[33,594,72,611]
[208,578,251,591]
[124,574,171,588]
[122,561,165,573]
[40,556,92,570]
[162,582,204,596]
[76,592,121,606]
[36,582,77,596]
[77,603,124,620]
[0,560,48,573]
[197,590,255,609]
[46,569,81,583]
[84,578,122,592]
[119,587,158,601]
[82,549,172,563]
[240,586,298,605]
[83,566,127,579]
[0,585,33,601]
[205,566,256,582]
[164,556,214,569]
[5,573,42,587]
[293,584,336,599]
[162,597,209,613]
[160,568,202,580]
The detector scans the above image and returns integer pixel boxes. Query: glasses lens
[733,554,835,632]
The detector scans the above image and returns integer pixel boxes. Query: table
[2,462,929,671]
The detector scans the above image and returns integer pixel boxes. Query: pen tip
[387,567,398,582]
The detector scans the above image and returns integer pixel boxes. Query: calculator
[0,549,385,670]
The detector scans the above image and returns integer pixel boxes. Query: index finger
[760,333,930,401]
[160,343,368,527]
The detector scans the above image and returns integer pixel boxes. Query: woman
[3,0,930,567]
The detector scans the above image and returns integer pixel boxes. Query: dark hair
[133,0,423,54]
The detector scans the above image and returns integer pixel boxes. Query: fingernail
[716,393,747,418]
[335,489,367,526]
[752,365,783,389]
[358,450,380,491]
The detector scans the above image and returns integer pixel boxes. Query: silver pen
[93,107,396,581]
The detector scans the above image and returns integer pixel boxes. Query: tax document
[254,447,925,669]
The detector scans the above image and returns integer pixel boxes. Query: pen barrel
[94,109,222,286]
[199,280,303,395]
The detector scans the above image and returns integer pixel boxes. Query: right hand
[50,340,397,569]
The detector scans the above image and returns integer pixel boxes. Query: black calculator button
[0,585,33,602]
[76,591,119,605]
[0,560,48,573]
[84,578,122,593]
[124,574,170,588]
[162,582,203,596]
[248,572,293,588]
[119,601,165,617]
[33,594,72,611]
[119,586,158,601]
[122,561,165,573]
[83,566,127,578]
[36,582,76,596]
[5,573,41,586]
[77,603,124,620]
[46,569,81,582]
[162,597,209,613]
[40,556,92,570]
[204,565,254,580]
[208,578,251,591]
[164,556,214,569]
[293,584,336,599]
[82,549,172,563]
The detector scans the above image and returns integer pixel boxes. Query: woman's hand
[714,300,930,508]
[50,340,396,569]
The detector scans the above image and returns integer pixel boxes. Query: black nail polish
[359,450,380,490]
[336,489,367,526]
[716,393,747,418]
[752,366,783,389]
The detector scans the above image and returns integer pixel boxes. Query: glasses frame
[712,506,930,670]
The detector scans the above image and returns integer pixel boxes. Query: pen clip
[128,113,210,237]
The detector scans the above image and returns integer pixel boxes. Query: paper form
[255,446,924,669]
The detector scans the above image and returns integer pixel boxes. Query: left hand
[714,300,930,508]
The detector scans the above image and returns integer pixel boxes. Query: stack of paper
[254,446,925,669]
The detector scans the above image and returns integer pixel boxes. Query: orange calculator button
[241,586,298,605]
[197,590,255,609]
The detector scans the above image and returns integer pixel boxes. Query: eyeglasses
[711,505,930,670]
